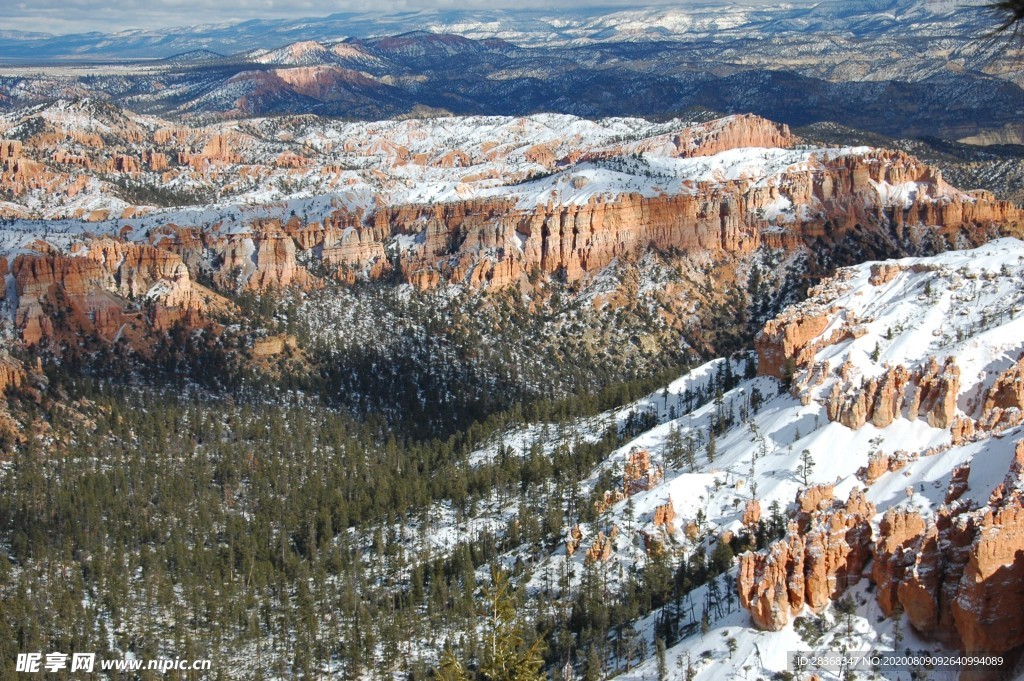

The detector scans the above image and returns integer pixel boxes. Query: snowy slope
[426,239,1024,680]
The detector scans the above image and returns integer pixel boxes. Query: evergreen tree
[477,567,546,681]
[663,425,685,470]
[436,646,469,681]
[656,638,668,681]
[800,449,815,487]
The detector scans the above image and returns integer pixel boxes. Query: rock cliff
[742,442,1024,658]
[872,442,1024,654]
[738,487,875,631]
[824,357,960,430]
[10,240,230,349]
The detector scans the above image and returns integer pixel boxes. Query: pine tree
[436,646,469,681]
[800,449,815,487]
[477,567,546,681]
[583,645,603,681]
[663,425,685,469]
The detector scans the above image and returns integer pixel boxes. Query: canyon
[1,104,1021,351]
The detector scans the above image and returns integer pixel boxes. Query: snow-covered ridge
[466,239,1024,680]
[0,102,952,242]
[790,238,1024,407]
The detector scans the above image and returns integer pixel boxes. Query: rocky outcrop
[742,499,761,528]
[653,500,675,528]
[4,107,1022,300]
[0,353,29,450]
[580,114,793,163]
[797,484,836,520]
[0,354,26,394]
[873,441,1024,654]
[623,449,663,495]
[565,525,583,557]
[951,445,1024,655]
[826,357,960,430]
[859,450,913,485]
[756,313,833,381]
[984,356,1024,413]
[585,526,618,563]
[0,140,22,161]
[252,334,299,358]
[745,450,1024,654]
[739,487,875,630]
[964,355,1024,436]
[738,530,806,630]
[908,356,961,429]
[593,449,665,514]
[869,262,902,286]
[802,488,875,612]
[247,227,318,291]
[946,463,972,504]
[11,241,230,350]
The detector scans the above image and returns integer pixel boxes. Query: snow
[801,238,1024,396]
[460,239,1024,680]
[0,105,924,261]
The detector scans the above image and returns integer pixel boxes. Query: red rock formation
[797,484,835,520]
[869,262,903,286]
[581,114,793,163]
[824,358,959,431]
[803,495,875,611]
[742,499,761,528]
[951,491,1024,653]
[623,449,663,495]
[946,463,972,504]
[113,155,140,173]
[11,241,230,350]
[252,334,298,357]
[826,364,915,429]
[0,354,26,393]
[871,441,1024,654]
[653,500,675,528]
[971,355,1024,437]
[984,356,1024,413]
[858,450,913,485]
[908,356,961,429]
[198,133,239,164]
[740,488,875,630]
[565,525,583,557]
[143,150,170,171]
[0,139,22,161]
[951,415,977,445]
[872,505,977,644]
[756,313,832,380]
[208,145,1018,293]
[247,228,317,291]
[585,528,617,563]
[4,111,1022,298]
[0,353,29,449]
[593,488,626,516]
[738,530,806,631]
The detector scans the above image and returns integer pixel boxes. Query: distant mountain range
[0,1,1019,140]
[0,1,995,59]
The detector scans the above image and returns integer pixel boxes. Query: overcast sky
[3,0,798,35]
